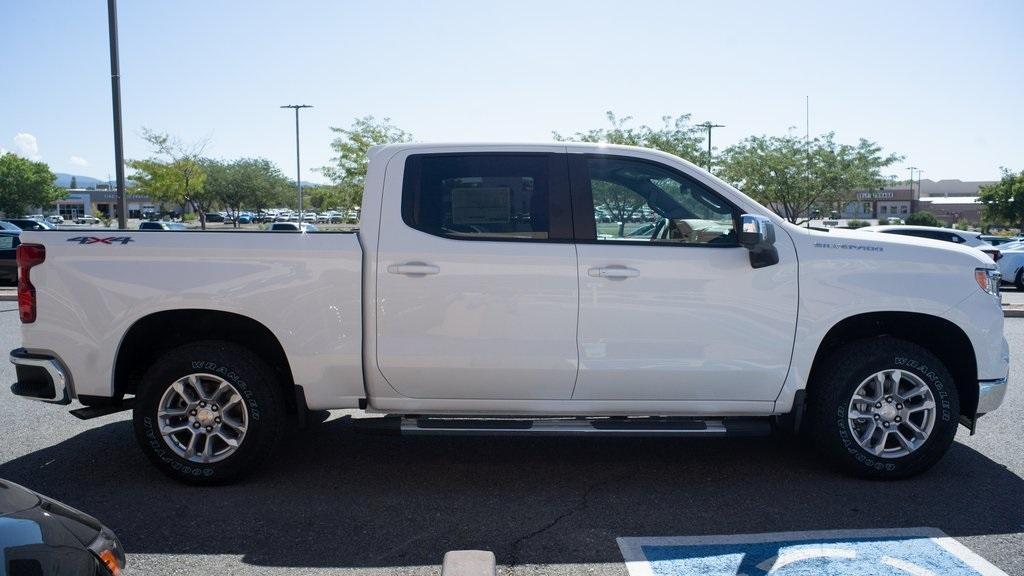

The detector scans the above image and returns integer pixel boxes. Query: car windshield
[0,221,22,232]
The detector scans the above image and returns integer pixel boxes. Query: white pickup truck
[10,143,1009,484]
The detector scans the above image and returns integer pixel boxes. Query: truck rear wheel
[804,337,959,479]
[132,340,286,485]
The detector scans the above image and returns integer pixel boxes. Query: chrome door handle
[387,263,440,276]
[588,266,639,278]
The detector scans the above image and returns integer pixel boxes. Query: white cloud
[13,133,40,160]
[69,155,89,168]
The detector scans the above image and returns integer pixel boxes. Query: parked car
[203,212,225,223]
[0,221,22,232]
[0,231,20,285]
[75,215,103,225]
[0,478,126,575]
[2,219,56,231]
[269,222,318,232]
[857,225,1001,262]
[980,234,1020,246]
[139,221,188,231]
[996,241,1024,290]
[45,215,64,224]
[8,143,1008,485]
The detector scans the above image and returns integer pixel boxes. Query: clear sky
[2,0,1021,183]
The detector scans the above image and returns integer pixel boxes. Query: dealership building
[53,188,158,220]
[838,188,915,220]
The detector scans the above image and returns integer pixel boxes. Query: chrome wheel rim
[157,373,248,464]
[848,369,936,459]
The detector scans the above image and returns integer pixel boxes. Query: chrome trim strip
[977,376,1008,414]
[9,352,68,403]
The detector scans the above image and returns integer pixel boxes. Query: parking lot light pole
[107,0,127,229]
[696,122,725,172]
[281,104,312,221]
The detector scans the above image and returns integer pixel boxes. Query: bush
[905,212,939,227]
[182,213,197,223]
[846,219,871,229]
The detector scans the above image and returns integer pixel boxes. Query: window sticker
[450,187,511,225]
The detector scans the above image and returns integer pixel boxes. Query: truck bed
[18,229,365,410]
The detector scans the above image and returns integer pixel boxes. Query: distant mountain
[54,173,105,189]
[53,173,136,189]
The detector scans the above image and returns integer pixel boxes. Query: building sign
[857,191,894,200]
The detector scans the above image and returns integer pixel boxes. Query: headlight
[88,526,126,575]
[975,268,1001,297]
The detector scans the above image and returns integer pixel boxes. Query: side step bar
[357,416,772,437]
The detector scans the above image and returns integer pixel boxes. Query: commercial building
[53,188,158,220]
[837,188,915,220]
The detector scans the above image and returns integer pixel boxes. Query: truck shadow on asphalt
[1,415,1021,571]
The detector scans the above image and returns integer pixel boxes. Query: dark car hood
[0,480,41,518]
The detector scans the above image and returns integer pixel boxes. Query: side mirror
[739,214,779,269]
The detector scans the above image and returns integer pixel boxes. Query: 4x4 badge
[66,236,134,245]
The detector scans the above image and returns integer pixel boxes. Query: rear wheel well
[113,309,296,412]
[807,312,978,419]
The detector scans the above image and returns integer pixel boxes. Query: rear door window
[402,154,571,241]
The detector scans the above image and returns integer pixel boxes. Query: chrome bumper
[9,349,70,404]
[977,376,1008,415]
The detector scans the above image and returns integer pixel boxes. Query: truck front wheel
[132,340,286,485]
[804,337,959,479]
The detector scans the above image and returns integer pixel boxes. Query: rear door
[569,153,799,402]
[374,149,580,400]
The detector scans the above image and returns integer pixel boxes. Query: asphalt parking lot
[0,303,1021,575]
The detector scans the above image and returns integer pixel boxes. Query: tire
[804,336,959,479]
[1015,268,1023,291]
[132,340,286,485]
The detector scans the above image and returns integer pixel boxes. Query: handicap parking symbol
[618,528,1008,576]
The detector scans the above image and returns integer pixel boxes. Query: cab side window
[403,154,561,241]
[584,156,738,245]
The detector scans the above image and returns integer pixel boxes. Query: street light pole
[696,122,725,171]
[106,0,127,229]
[281,104,312,221]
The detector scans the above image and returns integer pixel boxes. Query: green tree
[322,116,412,210]
[553,111,705,165]
[0,153,64,217]
[128,129,213,228]
[69,176,77,189]
[203,158,290,227]
[905,211,939,227]
[305,184,345,212]
[978,169,1024,231]
[718,133,901,224]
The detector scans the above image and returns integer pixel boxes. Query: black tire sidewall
[809,338,959,478]
[132,341,284,484]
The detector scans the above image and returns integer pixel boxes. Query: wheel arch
[806,311,978,420]
[112,309,298,413]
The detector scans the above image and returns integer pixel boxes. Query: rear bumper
[977,376,1008,415]
[9,348,71,404]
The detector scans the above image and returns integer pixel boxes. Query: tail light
[16,244,45,323]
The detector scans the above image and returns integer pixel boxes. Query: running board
[356,416,772,437]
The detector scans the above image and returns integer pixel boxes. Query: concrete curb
[1004,305,1024,318]
[0,291,15,302]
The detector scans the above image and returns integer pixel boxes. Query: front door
[570,154,798,402]
[375,151,580,400]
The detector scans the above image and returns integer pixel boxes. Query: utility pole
[696,122,725,171]
[281,104,313,221]
[107,0,127,229]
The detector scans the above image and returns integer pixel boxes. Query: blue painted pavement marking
[618,528,1008,576]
